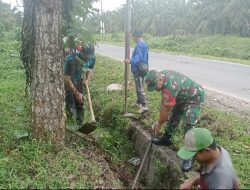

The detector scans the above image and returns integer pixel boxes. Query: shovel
[78,84,97,134]
[131,124,157,189]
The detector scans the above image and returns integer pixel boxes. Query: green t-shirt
[64,54,91,82]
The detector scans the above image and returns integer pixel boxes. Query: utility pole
[124,0,131,114]
[100,0,103,34]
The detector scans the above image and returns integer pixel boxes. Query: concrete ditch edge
[128,120,185,189]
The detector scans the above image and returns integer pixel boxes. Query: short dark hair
[197,140,217,155]
[81,44,95,56]
[207,140,217,150]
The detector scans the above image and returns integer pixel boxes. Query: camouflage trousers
[165,101,203,136]
[65,80,86,124]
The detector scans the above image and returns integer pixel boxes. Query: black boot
[181,159,193,172]
[152,133,172,146]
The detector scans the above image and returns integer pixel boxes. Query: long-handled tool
[78,84,97,134]
[123,0,136,119]
[131,124,157,189]
[131,140,153,189]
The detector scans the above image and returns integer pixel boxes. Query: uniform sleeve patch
[162,89,176,107]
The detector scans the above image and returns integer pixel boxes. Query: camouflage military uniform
[160,70,205,135]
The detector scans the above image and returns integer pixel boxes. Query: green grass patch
[92,55,250,188]
[141,87,250,189]
[96,33,250,65]
[1,32,249,188]
[0,35,134,189]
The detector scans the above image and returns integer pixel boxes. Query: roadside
[94,55,250,188]
[204,89,250,120]
[95,34,250,66]
[95,44,250,104]
[92,54,250,118]
[1,36,249,188]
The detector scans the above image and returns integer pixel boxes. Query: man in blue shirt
[124,31,149,111]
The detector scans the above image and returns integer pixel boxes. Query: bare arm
[180,175,200,190]
[191,175,200,186]
[64,75,77,94]
[235,180,240,190]
[154,98,173,135]
[64,75,83,103]
[84,69,93,87]
[158,100,173,125]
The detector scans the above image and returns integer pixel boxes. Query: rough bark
[22,0,65,148]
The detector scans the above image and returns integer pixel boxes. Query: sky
[93,0,125,11]
[1,0,125,11]
[1,0,21,8]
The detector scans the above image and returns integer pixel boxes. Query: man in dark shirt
[178,128,239,190]
[64,45,95,124]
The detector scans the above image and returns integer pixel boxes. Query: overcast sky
[2,0,125,11]
[93,0,125,11]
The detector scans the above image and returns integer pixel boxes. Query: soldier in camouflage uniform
[145,69,205,172]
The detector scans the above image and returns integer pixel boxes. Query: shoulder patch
[162,88,176,107]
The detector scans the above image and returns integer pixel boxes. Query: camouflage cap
[145,70,159,92]
[177,128,214,160]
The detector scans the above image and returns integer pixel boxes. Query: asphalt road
[96,44,250,102]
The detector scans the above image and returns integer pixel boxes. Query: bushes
[145,35,250,60]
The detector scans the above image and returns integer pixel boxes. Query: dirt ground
[124,80,250,120]
[204,89,250,121]
[65,131,135,189]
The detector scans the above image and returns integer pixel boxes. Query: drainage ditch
[127,120,185,189]
[93,83,185,188]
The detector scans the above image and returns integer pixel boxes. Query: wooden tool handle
[131,141,152,189]
[86,84,96,122]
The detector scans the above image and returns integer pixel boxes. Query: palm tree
[98,0,250,37]
[167,0,193,35]
[220,0,250,36]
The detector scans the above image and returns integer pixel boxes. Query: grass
[135,74,250,188]
[91,55,250,188]
[0,34,135,189]
[1,31,249,188]
[96,33,250,65]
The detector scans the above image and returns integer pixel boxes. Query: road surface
[96,44,250,103]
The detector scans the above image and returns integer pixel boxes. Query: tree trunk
[22,0,65,149]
